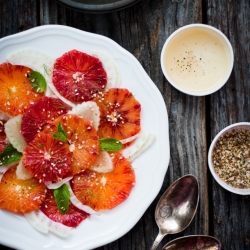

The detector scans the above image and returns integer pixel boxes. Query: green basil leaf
[0,144,22,166]
[99,138,122,152]
[29,70,47,93]
[53,184,70,214]
[53,122,67,143]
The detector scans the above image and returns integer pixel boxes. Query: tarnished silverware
[150,175,199,250]
[162,235,221,250]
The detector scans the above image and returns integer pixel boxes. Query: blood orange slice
[52,50,107,103]
[71,152,135,211]
[0,62,43,116]
[43,114,100,175]
[40,189,89,228]
[22,132,72,182]
[94,88,141,141]
[21,96,70,143]
[0,119,8,154]
[0,165,47,214]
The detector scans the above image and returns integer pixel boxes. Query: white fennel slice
[47,80,76,108]
[122,130,155,161]
[92,50,121,89]
[6,48,55,96]
[24,210,72,237]
[16,159,32,180]
[45,176,73,189]
[44,84,55,97]
[24,210,49,233]
[48,220,72,238]
[4,114,27,152]
[90,151,113,173]
[65,182,100,215]
[68,101,100,130]
[120,132,141,144]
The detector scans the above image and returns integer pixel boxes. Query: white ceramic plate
[0,25,170,250]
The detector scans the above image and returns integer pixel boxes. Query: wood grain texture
[207,1,250,249]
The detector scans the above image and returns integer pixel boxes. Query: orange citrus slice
[71,152,135,211]
[94,88,141,140]
[43,114,100,175]
[0,165,47,214]
[0,62,44,116]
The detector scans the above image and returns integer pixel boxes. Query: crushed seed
[212,129,250,189]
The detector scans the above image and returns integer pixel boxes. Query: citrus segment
[21,96,70,143]
[0,62,44,116]
[40,189,89,228]
[0,119,8,154]
[43,114,100,175]
[0,165,47,214]
[52,50,107,103]
[94,88,141,140]
[22,132,72,182]
[71,152,135,211]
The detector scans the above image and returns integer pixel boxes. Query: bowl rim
[55,0,141,13]
[208,122,250,195]
[160,23,234,96]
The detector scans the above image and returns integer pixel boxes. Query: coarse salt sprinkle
[212,129,250,189]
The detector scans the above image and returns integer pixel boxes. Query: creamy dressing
[163,29,231,93]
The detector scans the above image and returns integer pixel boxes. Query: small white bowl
[208,122,250,195]
[161,24,234,96]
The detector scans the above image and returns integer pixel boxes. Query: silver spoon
[150,174,199,250]
[162,235,221,250]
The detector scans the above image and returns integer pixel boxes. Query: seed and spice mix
[212,129,250,189]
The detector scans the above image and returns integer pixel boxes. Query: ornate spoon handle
[150,232,166,250]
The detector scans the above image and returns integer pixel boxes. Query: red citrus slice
[22,132,72,182]
[21,96,70,143]
[71,152,135,211]
[0,165,47,214]
[94,88,141,141]
[40,189,89,228]
[43,114,100,175]
[52,50,107,103]
[0,62,43,116]
[0,119,8,154]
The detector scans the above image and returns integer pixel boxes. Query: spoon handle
[150,232,166,250]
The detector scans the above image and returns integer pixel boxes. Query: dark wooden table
[0,0,250,249]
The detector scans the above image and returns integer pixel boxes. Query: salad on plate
[0,47,155,237]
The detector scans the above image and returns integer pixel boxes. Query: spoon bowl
[162,235,221,250]
[150,174,199,250]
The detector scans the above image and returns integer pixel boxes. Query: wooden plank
[0,0,38,38]
[207,0,250,249]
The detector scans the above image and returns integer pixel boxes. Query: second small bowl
[208,122,250,195]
